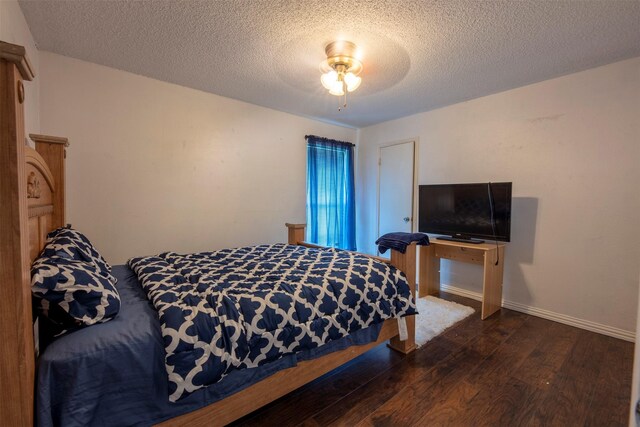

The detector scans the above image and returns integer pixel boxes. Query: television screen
[418,182,512,242]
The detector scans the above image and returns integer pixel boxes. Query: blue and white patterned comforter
[128,243,415,402]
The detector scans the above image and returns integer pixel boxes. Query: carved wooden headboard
[26,147,56,259]
[26,135,69,261]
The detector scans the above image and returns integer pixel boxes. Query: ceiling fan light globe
[344,72,357,85]
[321,71,338,90]
[329,81,345,96]
[345,73,361,92]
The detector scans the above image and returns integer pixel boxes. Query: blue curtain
[306,135,356,251]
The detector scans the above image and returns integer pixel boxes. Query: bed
[0,41,417,426]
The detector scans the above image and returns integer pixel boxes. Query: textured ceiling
[19,0,640,128]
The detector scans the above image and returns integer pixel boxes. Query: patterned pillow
[44,227,113,277]
[31,256,121,331]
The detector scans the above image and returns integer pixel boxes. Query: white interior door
[378,141,415,255]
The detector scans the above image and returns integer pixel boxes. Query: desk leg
[419,245,440,298]
[481,246,505,319]
[389,244,417,354]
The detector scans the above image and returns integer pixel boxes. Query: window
[306,135,356,250]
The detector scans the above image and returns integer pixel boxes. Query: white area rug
[415,296,475,347]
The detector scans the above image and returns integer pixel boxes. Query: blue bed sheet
[36,265,383,427]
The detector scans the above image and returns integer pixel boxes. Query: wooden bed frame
[0,41,416,427]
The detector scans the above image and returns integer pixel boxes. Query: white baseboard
[439,284,483,303]
[439,284,635,342]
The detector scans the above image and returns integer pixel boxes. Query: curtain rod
[305,134,355,147]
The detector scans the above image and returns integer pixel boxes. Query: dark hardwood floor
[231,292,634,427]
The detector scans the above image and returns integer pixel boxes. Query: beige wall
[0,0,39,136]
[39,52,356,264]
[357,57,640,334]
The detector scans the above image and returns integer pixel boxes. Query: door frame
[376,138,419,255]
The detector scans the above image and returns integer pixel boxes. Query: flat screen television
[418,182,512,243]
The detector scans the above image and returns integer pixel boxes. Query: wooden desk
[419,239,506,320]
